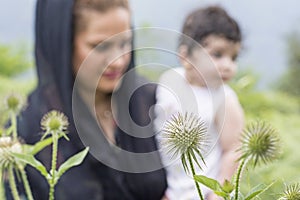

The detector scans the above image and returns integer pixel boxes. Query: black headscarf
[14,0,167,199]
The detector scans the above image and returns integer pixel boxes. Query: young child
[155,5,244,200]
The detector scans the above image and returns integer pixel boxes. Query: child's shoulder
[222,84,240,102]
[158,67,185,83]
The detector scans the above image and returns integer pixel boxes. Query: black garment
[8,0,167,199]
[16,82,166,200]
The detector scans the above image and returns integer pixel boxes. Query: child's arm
[215,91,244,183]
[206,92,244,200]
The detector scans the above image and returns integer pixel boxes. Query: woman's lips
[102,71,122,79]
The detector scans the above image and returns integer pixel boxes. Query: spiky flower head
[41,110,69,137]
[0,136,22,168]
[161,112,208,172]
[238,121,281,167]
[4,93,26,114]
[279,183,300,200]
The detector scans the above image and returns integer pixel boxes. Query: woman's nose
[107,46,128,66]
[110,55,127,67]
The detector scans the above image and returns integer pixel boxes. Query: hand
[161,195,169,200]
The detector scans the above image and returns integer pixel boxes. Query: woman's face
[73,8,132,94]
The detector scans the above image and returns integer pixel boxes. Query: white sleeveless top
[154,67,237,200]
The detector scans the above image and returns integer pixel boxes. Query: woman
[15,0,167,199]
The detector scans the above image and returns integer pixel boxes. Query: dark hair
[179,5,241,53]
[73,0,129,33]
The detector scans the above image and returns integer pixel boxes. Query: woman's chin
[97,81,123,94]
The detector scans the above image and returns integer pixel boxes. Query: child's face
[182,34,241,88]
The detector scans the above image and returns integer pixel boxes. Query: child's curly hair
[179,5,242,54]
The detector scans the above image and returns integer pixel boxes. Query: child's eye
[120,39,132,50]
[232,54,238,61]
[211,51,222,58]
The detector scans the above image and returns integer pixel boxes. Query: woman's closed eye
[91,39,131,53]
[93,41,113,52]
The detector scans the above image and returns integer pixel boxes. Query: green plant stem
[8,165,20,200]
[187,153,204,200]
[19,167,34,200]
[11,113,17,140]
[234,159,248,200]
[0,168,6,200]
[49,133,58,200]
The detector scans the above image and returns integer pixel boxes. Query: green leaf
[222,179,235,193]
[12,152,48,178]
[23,132,66,155]
[194,175,222,191]
[244,180,276,200]
[194,175,229,198]
[59,131,69,141]
[214,191,229,198]
[57,147,89,178]
[22,137,53,155]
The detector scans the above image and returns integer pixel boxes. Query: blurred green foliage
[0,43,36,126]
[0,76,36,127]
[0,42,32,77]
[276,32,300,97]
[231,71,300,199]
[232,73,300,119]
[235,32,300,199]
